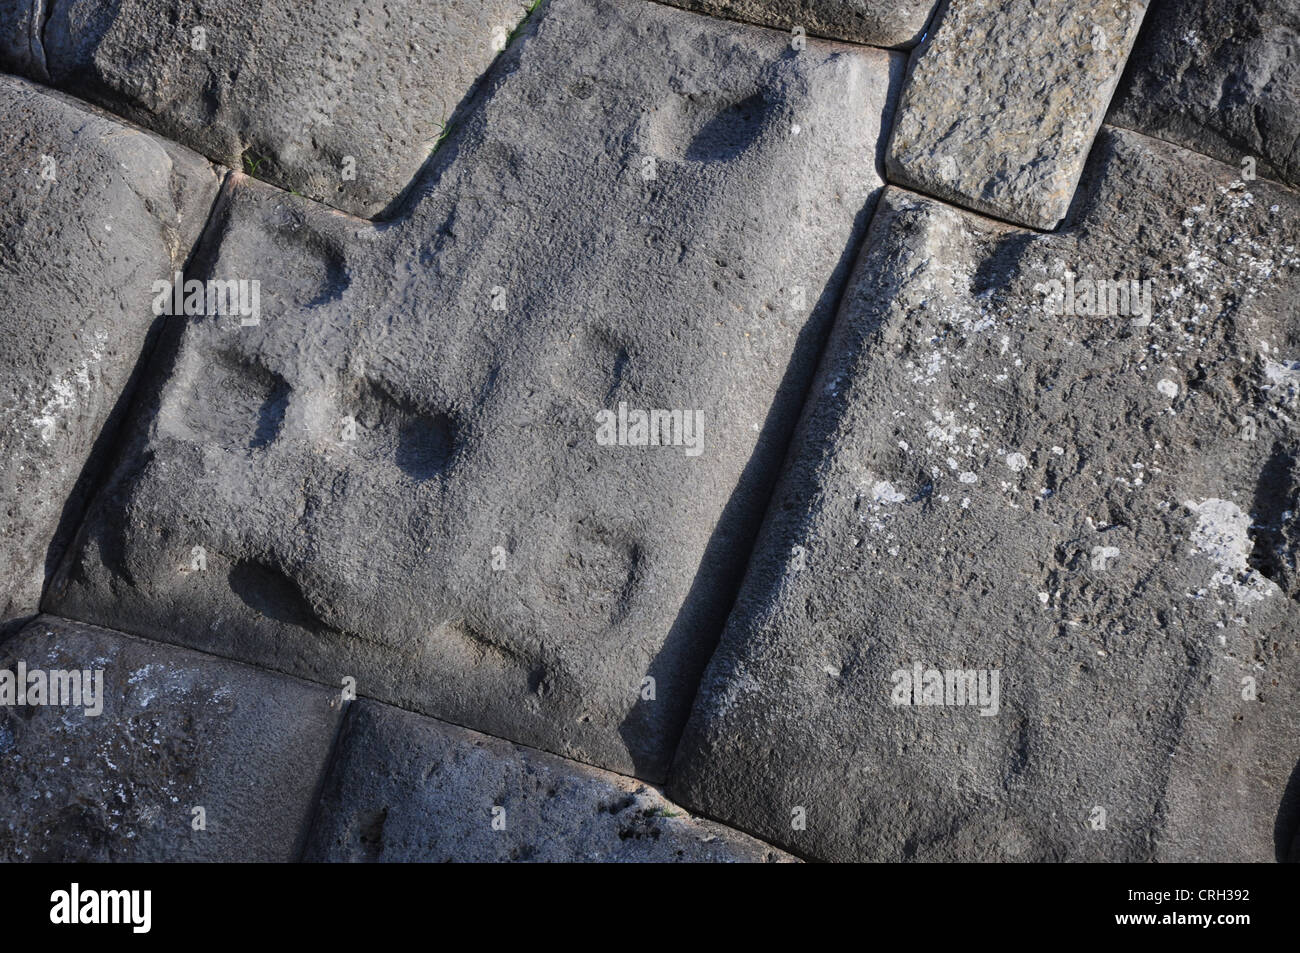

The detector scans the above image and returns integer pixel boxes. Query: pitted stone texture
[48,0,903,781]
[670,127,1300,862]
[304,700,794,862]
[654,0,937,47]
[0,616,343,861]
[0,0,535,218]
[0,75,218,634]
[1108,0,1300,191]
[886,0,1149,230]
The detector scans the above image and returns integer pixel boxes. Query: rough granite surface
[45,0,904,782]
[654,0,938,47]
[0,0,1295,865]
[0,75,218,635]
[305,699,795,862]
[670,127,1300,862]
[887,0,1150,229]
[0,0,535,217]
[0,616,343,861]
[1108,0,1300,191]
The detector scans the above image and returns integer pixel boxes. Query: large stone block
[48,0,903,780]
[654,0,938,47]
[305,700,794,862]
[0,0,535,217]
[0,616,344,861]
[1108,0,1300,190]
[886,0,1149,229]
[0,75,218,634]
[670,127,1300,861]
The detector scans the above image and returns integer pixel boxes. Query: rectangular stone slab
[304,699,794,862]
[886,0,1149,229]
[669,127,1300,862]
[1107,0,1300,190]
[47,0,905,782]
[0,74,218,634]
[653,0,939,47]
[0,0,535,218]
[0,616,344,861]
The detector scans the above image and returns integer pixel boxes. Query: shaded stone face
[0,617,343,862]
[653,0,939,48]
[886,0,1150,229]
[0,0,47,79]
[47,0,904,781]
[1108,0,1300,191]
[0,75,219,633]
[0,0,535,217]
[669,127,1300,861]
[304,700,795,862]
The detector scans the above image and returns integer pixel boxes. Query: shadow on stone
[1276,758,1300,861]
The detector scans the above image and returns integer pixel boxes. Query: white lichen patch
[1175,186,1300,311]
[1263,358,1300,405]
[870,480,906,505]
[29,328,109,446]
[1184,498,1276,604]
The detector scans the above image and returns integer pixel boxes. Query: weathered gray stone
[670,127,1300,861]
[654,0,937,47]
[1108,0,1300,191]
[304,700,794,862]
[0,0,47,79]
[0,616,344,861]
[0,0,536,218]
[886,0,1149,229]
[0,75,219,635]
[47,0,903,781]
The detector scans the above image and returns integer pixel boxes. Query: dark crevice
[34,0,55,82]
[374,0,550,222]
[1247,442,1299,596]
[1275,760,1300,862]
[646,96,906,787]
[39,171,235,615]
[642,0,933,52]
[295,695,356,862]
